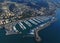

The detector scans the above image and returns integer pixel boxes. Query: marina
[0,0,58,43]
[2,16,55,37]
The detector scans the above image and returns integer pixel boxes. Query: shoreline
[34,17,56,42]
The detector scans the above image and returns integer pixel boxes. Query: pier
[0,16,56,42]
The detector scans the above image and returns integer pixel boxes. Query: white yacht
[23,20,32,27]
[28,19,38,25]
[19,22,26,30]
[32,18,41,23]
[13,26,18,32]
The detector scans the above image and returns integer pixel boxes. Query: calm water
[40,8,60,43]
[0,8,60,43]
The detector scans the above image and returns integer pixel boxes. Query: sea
[0,0,60,43]
[0,8,60,43]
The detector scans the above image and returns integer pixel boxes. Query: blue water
[0,0,60,43]
[0,8,60,43]
[39,8,60,43]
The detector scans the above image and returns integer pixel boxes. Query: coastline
[34,17,56,42]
